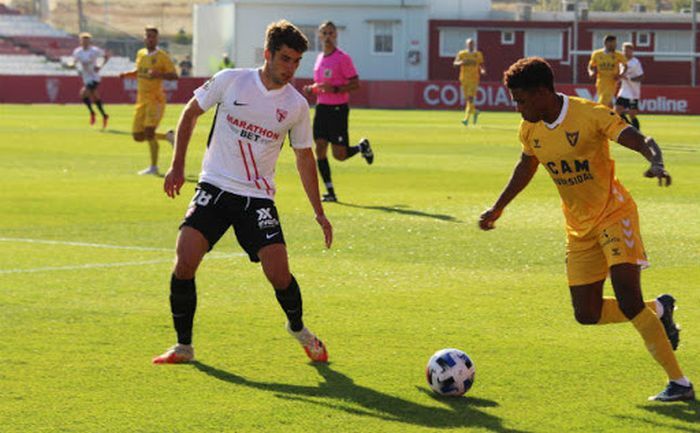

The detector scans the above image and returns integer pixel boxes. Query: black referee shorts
[313,103,350,146]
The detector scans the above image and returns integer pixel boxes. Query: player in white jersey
[72,33,110,128]
[153,20,332,365]
[615,42,644,131]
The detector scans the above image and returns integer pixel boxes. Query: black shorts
[313,103,349,145]
[85,80,100,90]
[180,182,286,262]
[615,97,638,110]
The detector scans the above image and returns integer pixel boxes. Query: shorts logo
[566,131,579,147]
[256,207,279,229]
[276,108,288,122]
[192,190,213,206]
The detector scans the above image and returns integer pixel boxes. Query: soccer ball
[426,348,475,396]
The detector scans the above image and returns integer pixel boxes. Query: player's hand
[644,163,672,187]
[317,83,333,93]
[148,69,161,79]
[302,84,314,95]
[316,214,333,248]
[163,166,186,198]
[478,207,503,231]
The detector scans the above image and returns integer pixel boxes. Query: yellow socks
[631,307,684,381]
[597,298,657,324]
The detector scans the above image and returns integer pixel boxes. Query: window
[439,28,477,57]
[636,31,650,47]
[655,31,692,61]
[525,30,563,59]
[372,21,394,55]
[298,25,320,52]
[592,31,632,50]
[501,31,515,45]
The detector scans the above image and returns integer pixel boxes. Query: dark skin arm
[478,152,539,230]
[616,127,671,186]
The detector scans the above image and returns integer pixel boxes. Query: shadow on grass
[192,361,529,432]
[153,173,198,183]
[612,401,699,433]
[334,202,460,223]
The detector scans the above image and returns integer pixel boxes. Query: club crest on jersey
[533,139,541,148]
[323,68,332,78]
[566,131,579,147]
[276,108,288,122]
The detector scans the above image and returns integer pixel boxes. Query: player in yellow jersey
[588,34,627,108]
[479,57,694,402]
[119,26,178,175]
[453,38,485,126]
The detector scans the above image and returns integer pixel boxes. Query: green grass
[1,104,698,433]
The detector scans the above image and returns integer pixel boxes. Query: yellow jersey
[519,95,635,239]
[457,50,484,83]
[588,49,626,86]
[135,48,176,102]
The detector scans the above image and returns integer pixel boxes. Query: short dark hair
[319,21,336,31]
[265,19,308,54]
[503,57,555,92]
[604,34,616,43]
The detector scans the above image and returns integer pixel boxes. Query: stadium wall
[1,75,698,115]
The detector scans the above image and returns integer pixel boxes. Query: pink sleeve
[341,54,358,80]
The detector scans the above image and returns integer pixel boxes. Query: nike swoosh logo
[266,232,279,239]
[233,100,247,106]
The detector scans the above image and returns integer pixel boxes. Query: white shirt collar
[543,92,569,130]
[255,68,286,96]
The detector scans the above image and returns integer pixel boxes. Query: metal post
[573,2,579,84]
[693,0,697,87]
[77,0,85,32]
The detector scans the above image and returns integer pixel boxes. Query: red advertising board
[1,75,699,115]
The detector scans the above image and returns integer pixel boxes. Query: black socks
[82,97,94,114]
[95,100,106,117]
[275,276,304,332]
[317,158,334,195]
[170,275,197,345]
[631,117,640,130]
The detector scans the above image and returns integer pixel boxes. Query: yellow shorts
[132,100,165,133]
[566,209,649,286]
[461,82,478,98]
[596,84,616,107]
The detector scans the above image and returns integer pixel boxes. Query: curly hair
[503,57,555,92]
[265,19,308,54]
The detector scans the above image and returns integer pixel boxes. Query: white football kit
[194,68,313,200]
[618,57,643,101]
[72,45,105,85]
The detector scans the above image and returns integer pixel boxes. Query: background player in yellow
[588,34,627,108]
[453,38,485,126]
[119,26,178,175]
[479,57,693,402]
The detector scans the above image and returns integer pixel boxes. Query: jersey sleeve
[617,52,628,65]
[289,99,313,149]
[341,53,358,80]
[593,104,629,141]
[588,51,597,68]
[193,70,233,111]
[519,122,534,156]
[161,52,176,74]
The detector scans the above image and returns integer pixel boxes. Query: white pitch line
[0,237,172,252]
[0,254,243,275]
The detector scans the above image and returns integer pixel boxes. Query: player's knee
[573,308,600,325]
[173,260,197,280]
[267,270,292,290]
[144,130,156,140]
[617,299,643,320]
[132,133,145,142]
[331,148,347,161]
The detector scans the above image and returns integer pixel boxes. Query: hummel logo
[266,232,279,239]
[233,100,248,106]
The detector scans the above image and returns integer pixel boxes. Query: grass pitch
[1,104,698,433]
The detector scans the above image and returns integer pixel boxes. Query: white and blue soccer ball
[426,348,475,396]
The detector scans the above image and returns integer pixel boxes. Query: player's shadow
[335,202,460,223]
[154,173,198,183]
[192,361,529,432]
[639,401,699,426]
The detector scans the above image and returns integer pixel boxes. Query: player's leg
[629,103,640,130]
[139,102,165,174]
[610,263,693,401]
[315,138,336,202]
[614,98,630,124]
[80,86,95,125]
[258,243,328,362]
[90,84,108,127]
[461,85,471,125]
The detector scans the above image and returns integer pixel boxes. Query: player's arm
[150,70,178,80]
[616,127,671,186]
[587,54,597,79]
[478,152,539,230]
[119,68,137,79]
[631,73,644,82]
[294,147,332,248]
[334,76,359,93]
[164,97,205,198]
[453,54,463,67]
[96,51,110,72]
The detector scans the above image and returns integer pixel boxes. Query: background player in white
[72,32,110,128]
[615,42,644,131]
[153,20,333,364]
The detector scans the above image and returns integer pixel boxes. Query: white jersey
[618,57,643,100]
[194,68,313,200]
[72,46,105,85]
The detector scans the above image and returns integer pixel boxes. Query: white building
[192,0,492,79]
